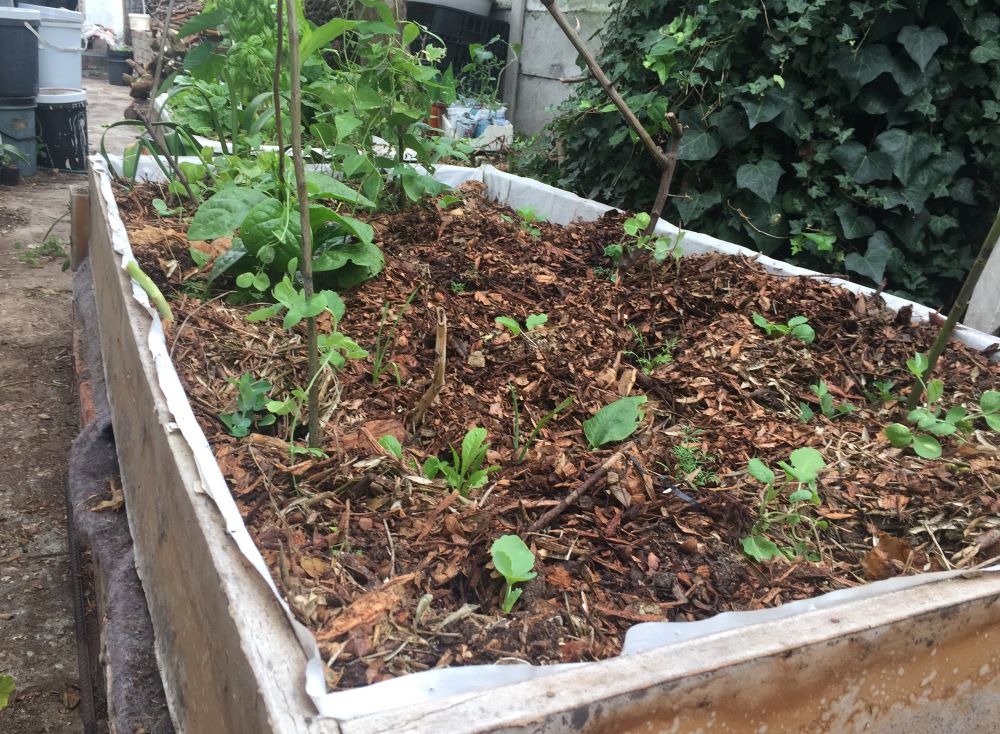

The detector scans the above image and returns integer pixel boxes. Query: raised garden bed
[88,158,1000,732]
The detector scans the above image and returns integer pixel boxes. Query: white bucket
[128,13,151,32]
[19,3,84,90]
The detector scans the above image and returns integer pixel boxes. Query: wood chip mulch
[114,180,1000,691]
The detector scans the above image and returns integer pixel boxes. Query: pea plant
[752,312,816,345]
[219,374,276,437]
[605,212,684,270]
[495,313,547,337]
[798,381,855,422]
[741,447,829,563]
[885,389,1000,460]
[490,534,537,614]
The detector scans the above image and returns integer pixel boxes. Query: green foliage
[371,289,419,385]
[799,381,855,422]
[583,396,647,449]
[220,374,276,437]
[752,312,815,344]
[517,0,1000,306]
[510,386,574,464]
[490,534,537,613]
[423,427,499,495]
[0,142,28,166]
[0,673,13,710]
[626,325,678,374]
[670,428,718,486]
[741,447,829,562]
[885,389,1000,459]
[495,313,548,337]
[15,235,69,271]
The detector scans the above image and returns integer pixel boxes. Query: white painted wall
[80,0,125,41]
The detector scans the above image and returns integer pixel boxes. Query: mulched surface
[114,181,1000,691]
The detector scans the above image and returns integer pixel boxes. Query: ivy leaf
[675,189,721,223]
[831,142,893,184]
[835,204,876,239]
[830,43,895,86]
[583,396,647,449]
[736,158,785,203]
[897,26,948,72]
[678,129,721,161]
[710,105,748,147]
[736,90,787,129]
[845,231,893,283]
[874,129,935,187]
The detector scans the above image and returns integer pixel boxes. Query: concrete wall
[492,0,613,135]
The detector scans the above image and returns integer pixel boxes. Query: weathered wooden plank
[88,168,336,734]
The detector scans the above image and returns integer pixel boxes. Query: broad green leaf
[525,314,548,331]
[335,113,364,142]
[305,172,376,208]
[495,316,522,336]
[830,43,894,86]
[736,90,787,129]
[313,241,384,289]
[459,427,489,475]
[884,422,913,448]
[675,189,721,223]
[742,534,781,561]
[241,198,300,271]
[985,414,1000,432]
[944,405,968,425]
[378,435,404,459]
[790,323,816,344]
[874,129,935,187]
[912,435,942,460]
[897,26,947,72]
[0,673,15,709]
[981,390,1000,414]
[907,353,929,377]
[491,535,537,584]
[736,158,784,203]
[844,231,893,284]
[300,18,356,64]
[188,187,268,241]
[831,142,893,184]
[751,312,771,330]
[177,8,226,37]
[583,396,647,448]
[786,447,825,483]
[788,488,813,503]
[747,458,775,486]
[908,408,938,431]
[678,129,721,161]
[928,421,956,437]
[925,379,944,405]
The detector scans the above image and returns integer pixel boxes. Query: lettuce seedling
[490,534,537,613]
[423,427,499,495]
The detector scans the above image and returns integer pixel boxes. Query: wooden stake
[410,307,447,429]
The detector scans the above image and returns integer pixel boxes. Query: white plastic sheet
[93,156,999,722]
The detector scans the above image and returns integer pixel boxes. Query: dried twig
[410,307,447,429]
[527,444,633,534]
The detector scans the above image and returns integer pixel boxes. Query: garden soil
[117,180,1000,693]
[0,78,164,732]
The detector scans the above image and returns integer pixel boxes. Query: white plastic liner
[94,155,999,722]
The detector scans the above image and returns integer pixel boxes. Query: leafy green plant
[0,142,28,167]
[490,534,537,613]
[670,428,718,487]
[423,427,499,495]
[884,390,1000,460]
[0,673,13,710]
[501,207,544,236]
[495,313,548,337]
[864,379,897,406]
[449,281,466,294]
[741,447,829,562]
[15,235,68,270]
[371,289,419,385]
[518,0,1000,307]
[220,374,276,437]
[510,386,574,464]
[626,325,677,374]
[458,36,520,110]
[623,212,684,264]
[752,312,815,345]
[584,395,647,449]
[798,381,855,422]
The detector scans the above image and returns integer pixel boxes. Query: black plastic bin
[107,48,132,86]
[407,2,509,77]
[0,8,41,98]
[36,87,88,171]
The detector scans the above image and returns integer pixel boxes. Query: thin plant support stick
[411,307,447,429]
[540,0,683,236]
[905,207,1000,410]
[273,0,286,184]
[284,0,320,447]
[151,0,177,99]
[137,114,196,202]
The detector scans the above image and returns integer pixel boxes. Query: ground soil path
[0,77,136,732]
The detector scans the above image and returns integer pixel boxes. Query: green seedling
[584,395,647,449]
[15,235,69,270]
[153,197,184,217]
[371,288,419,385]
[752,312,815,344]
[798,381,855,422]
[884,390,1000,460]
[378,434,421,472]
[423,427,500,495]
[741,447,829,562]
[626,325,678,374]
[622,212,684,264]
[670,428,718,487]
[510,386,575,463]
[247,273,345,331]
[0,673,13,710]
[220,374,276,437]
[490,534,537,613]
[495,313,548,337]
[864,379,897,405]
[450,281,466,294]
